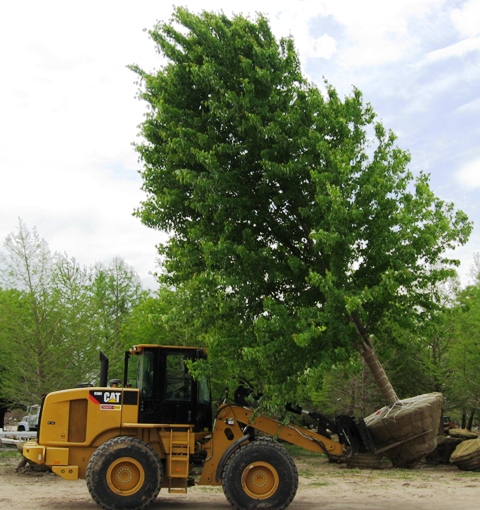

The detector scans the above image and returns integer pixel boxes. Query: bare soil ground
[1,449,479,510]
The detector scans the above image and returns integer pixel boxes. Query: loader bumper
[22,442,45,464]
[51,465,79,479]
[23,443,79,480]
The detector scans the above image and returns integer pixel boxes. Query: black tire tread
[86,436,162,510]
[222,440,298,510]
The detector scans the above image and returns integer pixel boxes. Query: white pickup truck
[17,404,40,432]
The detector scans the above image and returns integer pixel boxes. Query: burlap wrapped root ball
[450,437,480,471]
[364,392,443,468]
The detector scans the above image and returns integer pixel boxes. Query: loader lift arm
[198,403,346,487]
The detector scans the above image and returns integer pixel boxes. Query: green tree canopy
[132,8,472,406]
[0,221,91,403]
[447,270,480,415]
[89,257,148,379]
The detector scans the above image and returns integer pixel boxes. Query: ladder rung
[168,477,188,493]
[168,428,191,480]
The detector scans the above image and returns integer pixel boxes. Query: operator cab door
[136,347,212,432]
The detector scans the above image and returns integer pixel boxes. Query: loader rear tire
[86,436,162,510]
[222,440,298,510]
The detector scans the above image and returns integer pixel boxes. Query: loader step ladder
[167,426,192,494]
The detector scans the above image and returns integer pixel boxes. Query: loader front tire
[86,436,162,510]
[222,440,298,510]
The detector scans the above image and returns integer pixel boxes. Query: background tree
[90,257,148,380]
[0,220,76,404]
[371,276,459,400]
[297,357,385,418]
[0,221,148,405]
[132,8,472,409]
[0,288,28,425]
[447,270,480,428]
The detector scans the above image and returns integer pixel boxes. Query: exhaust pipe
[99,351,109,387]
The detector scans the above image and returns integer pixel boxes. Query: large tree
[132,8,472,407]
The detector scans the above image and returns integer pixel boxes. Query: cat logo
[104,391,121,403]
[89,390,122,411]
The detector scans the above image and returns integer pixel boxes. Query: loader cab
[126,345,212,432]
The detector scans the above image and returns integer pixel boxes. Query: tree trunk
[467,409,475,431]
[347,381,356,416]
[0,401,9,430]
[362,344,399,405]
[351,313,399,406]
[360,359,367,417]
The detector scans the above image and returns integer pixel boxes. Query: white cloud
[457,159,480,189]
[456,97,480,114]
[452,0,480,37]
[320,0,446,67]
[309,35,337,59]
[426,36,480,61]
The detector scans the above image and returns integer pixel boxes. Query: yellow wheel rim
[106,457,145,496]
[241,461,279,500]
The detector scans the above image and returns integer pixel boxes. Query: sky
[1,0,479,289]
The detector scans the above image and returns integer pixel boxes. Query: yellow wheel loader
[23,344,373,510]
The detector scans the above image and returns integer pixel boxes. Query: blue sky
[1,0,479,288]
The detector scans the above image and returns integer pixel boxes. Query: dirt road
[1,453,479,510]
